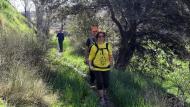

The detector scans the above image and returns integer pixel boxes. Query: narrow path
[56,52,115,107]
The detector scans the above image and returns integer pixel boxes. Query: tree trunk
[115,21,137,70]
[36,5,44,39]
[115,31,127,70]
[35,4,50,46]
[105,0,138,70]
[115,30,137,70]
[61,17,65,30]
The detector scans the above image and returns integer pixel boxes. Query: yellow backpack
[92,42,110,69]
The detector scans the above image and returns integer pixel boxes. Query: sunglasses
[98,35,105,38]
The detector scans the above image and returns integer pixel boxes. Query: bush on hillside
[0,29,57,106]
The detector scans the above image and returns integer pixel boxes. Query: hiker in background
[85,25,99,87]
[57,29,65,52]
[88,32,113,105]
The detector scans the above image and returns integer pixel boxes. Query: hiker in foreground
[85,26,98,87]
[88,32,113,105]
[57,29,65,52]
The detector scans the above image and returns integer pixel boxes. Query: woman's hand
[84,58,89,64]
[89,65,93,70]
[88,61,93,70]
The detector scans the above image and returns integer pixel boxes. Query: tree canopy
[30,0,190,70]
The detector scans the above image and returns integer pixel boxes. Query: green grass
[47,37,98,107]
[0,100,4,107]
[49,37,88,72]
[49,65,98,107]
[0,0,56,106]
[0,0,33,33]
[48,37,169,107]
[109,71,166,107]
[48,35,190,107]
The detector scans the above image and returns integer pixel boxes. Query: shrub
[0,28,57,106]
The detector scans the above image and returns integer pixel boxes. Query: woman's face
[97,33,105,43]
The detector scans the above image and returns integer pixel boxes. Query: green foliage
[162,61,190,103]
[0,99,4,107]
[0,0,32,33]
[65,10,100,55]
[129,40,190,105]
[109,70,168,107]
[0,64,57,107]
[0,29,57,106]
[50,65,98,107]
[50,37,88,72]
[47,39,98,107]
[48,37,173,107]
[0,0,57,106]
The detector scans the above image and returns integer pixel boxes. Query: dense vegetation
[0,0,56,106]
[49,38,190,107]
[0,0,190,107]
[62,0,190,106]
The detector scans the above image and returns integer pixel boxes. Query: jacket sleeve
[57,33,59,37]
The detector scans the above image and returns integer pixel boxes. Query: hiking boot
[90,85,96,88]
[100,97,106,106]
[90,83,96,89]
[104,95,109,102]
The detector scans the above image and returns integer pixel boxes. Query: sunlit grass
[47,38,98,106]
[109,70,168,107]
[50,38,170,107]
[0,0,32,33]
[0,100,4,107]
[0,1,57,106]
[49,37,88,72]
[48,34,190,107]
[50,65,98,107]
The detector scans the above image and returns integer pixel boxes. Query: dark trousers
[58,39,63,52]
[95,71,110,90]
[89,69,96,84]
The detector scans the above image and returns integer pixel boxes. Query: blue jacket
[57,32,64,41]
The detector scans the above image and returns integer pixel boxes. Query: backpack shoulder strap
[90,37,95,44]
[94,42,98,48]
[92,43,99,63]
[88,38,96,52]
[94,42,99,55]
[106,42,109,53]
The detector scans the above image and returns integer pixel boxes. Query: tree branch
[105,0,124,36]
[137,31,190,60]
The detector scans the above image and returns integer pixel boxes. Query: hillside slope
[0,0,32,33]
[0,0,57,107]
